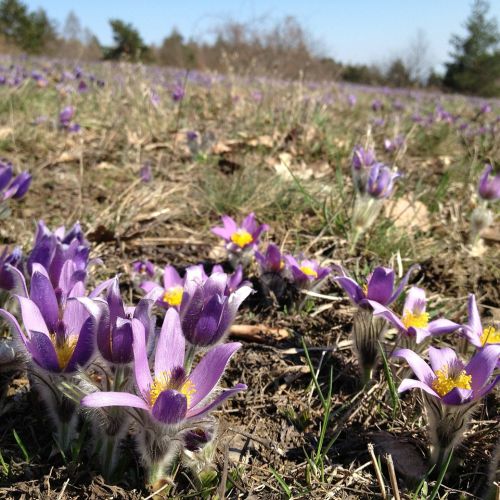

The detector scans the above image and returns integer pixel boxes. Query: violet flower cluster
[0,220,249,487]
[0,160,31,216]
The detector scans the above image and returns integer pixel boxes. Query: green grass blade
[378,341,399,416]
[270,466,292,498]
[429,450,453,500]
[12,429,30,463]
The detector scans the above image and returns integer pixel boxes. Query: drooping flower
[0,266,99,374]
[369,287,459,343]
[393,345,500,405]
[284,255,330,289]
[82,309,246,425]
[211,213,268,254]
[462,294,500,348]
[478,164,500,201]
[179,270,252,347]
[334,264,419,308]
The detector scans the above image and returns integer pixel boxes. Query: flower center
[431,366,472,397]
[162,286,183,307]
[480,326,500,346]
[402,311,429,329]
[300,265,318,278]
[149,369,196,406]
[50,334,78,369]
[230,229,253,248]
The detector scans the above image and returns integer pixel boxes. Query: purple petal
[140,280,162,294]
[163,265,183,289]
[403,287,427,315]
[427,319,459,336]
[393,348,435,384]
[131,318,153,399]
[151,389,187,424]
[107,278,125,323]
[29,330,60,372]
[17,296,49,335]
[241,212,256,232]
[466,294,482,337]
[188,342,241,409]
[65,317,95,372]
[398,378,439,397]
[369,301,406,332]
[191,295,225,346]
[187,383,246,419]
[367,267,394,305]
[0,308,29,347]
[110,319,134,364]
[30,270,59,332]
[334,276,364,305]
[155,308,185,377]
[82,391,149,410]
[428,346,458,373]
[465,345,500,393]
[63,298,88,335]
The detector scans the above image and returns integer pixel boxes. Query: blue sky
[24,0,500,70]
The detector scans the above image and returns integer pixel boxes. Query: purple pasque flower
[180,270,252,347]
[255,243,285,274]
[59,106,75,127]
[372,99,383,112]
[462,294,500,348]
[284,255,330,288]
[383,135,405,152]
[352,145,376,171]
[366,163,399,199]
[140,162,152,183]
[211,213,268,254]
[369,287,459,343]
[0,265,99,373]
[27,221,90,290]
[478,164,500,201]
[0,161,31,201]
[133,259,155,277]
[96,277,154,365]
[0,246,23,291]
[172,85,184,102]
[82,308,246,425]
[141,265,185,309]
[334,264,419,308]
[393,345,500,405]
[347,94,356,107]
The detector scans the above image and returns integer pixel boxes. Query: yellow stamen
[279,260,285,270]
[432,367,472,397]
[300,266,318,278]
[362,284,368,295]
[50,334,78,370]
[402,311,430,329]
[149,371,196,406]
[162,286,183,307]
[480,326,500,346]
[230,229,253,248]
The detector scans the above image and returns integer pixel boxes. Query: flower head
[462,294,500,348]
[393,345,500,405]
[82,309,246,425]
[352,146,376,171]
[478,164,500,201]
[96,277,155,365]
[0,266,99,374]
[284,255,330,289]
[0,246,23,292]
[211,213,268,254]
[366,163,399,199]
[179,269,252,347]
[255,243,285,274]
[369,287,459,343]
[0,160,31,201]
[132,259,155,277]
[334,264,419,308]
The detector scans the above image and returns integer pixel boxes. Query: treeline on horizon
[0,0,499,96]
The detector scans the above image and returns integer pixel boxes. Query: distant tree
[385,58,412,87]
[104,19,149,62]
[444,0,500,95]
[63,10,82,41]
[0,0,55,53]
[406,29,432,85]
